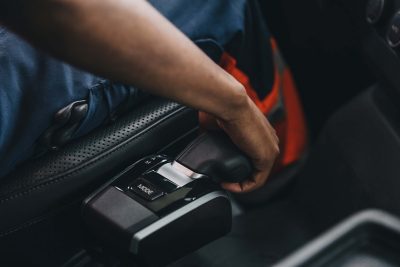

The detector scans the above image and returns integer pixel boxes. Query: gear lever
[175,131,253,183]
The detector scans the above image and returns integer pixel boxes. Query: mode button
[128,178,164,201]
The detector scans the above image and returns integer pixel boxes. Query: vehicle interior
[2,0,400,266]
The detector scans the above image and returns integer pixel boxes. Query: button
[141,171,178,193]
[387,12,400,47]
[132,155,169,176]
[143,155,165,167]
[128,178,164,201]
[366,0,385,24]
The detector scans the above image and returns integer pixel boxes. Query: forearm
[0,0,247,120]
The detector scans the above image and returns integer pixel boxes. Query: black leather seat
[0,98,198,266]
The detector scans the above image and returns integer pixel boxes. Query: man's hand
[200,95,279,193]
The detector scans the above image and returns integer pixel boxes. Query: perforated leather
[0,98,197,235]
[0,100,179,194]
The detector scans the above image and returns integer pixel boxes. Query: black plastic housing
[82,155,232,267]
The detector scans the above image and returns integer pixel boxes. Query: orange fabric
[279,68,307,167]
[219,39,307,171]
[219,53,281,115]
[271,38,308,167]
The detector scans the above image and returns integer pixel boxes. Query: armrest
[0,98,197,237]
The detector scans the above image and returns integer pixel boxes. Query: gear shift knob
[175,131,253,183]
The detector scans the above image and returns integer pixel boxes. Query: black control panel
[83,154,230,266]
[82,132,252,266]
[107,154,221,216]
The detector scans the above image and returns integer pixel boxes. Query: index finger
[221,170,270,193]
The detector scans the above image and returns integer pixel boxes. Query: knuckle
[275,133,280,144]
[268,144,280,157]
[274,144,280,155]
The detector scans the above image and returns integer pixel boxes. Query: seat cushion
[0,98,197,237]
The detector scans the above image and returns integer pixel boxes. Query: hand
[200,96,279,193]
